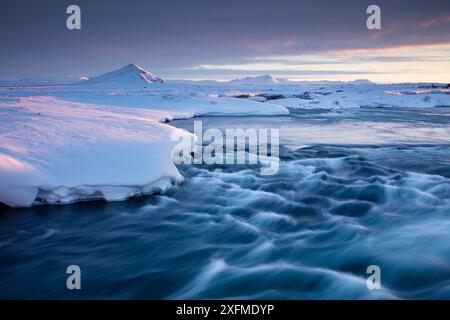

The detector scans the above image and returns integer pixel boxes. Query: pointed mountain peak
[86,64,165,87]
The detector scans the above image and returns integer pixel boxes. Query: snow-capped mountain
[228,74,282,85]
[86,64,165,87]
[349,79,374,85]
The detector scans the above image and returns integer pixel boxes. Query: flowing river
[1,107,450,299]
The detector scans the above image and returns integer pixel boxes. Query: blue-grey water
[1,107,450,299]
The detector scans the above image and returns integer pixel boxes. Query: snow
[0,64,449,207]
[0,96,192,207]
[275,85,450,109]
[230,82,450,109]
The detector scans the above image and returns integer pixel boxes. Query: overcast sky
[1,0,449,82]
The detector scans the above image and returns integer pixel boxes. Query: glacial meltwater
[1,107,450,299]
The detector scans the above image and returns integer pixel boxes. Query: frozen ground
[0,64,449,207]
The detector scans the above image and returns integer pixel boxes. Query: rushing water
[1,107,450,299]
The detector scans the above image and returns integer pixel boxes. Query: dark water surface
[1,107,450,299]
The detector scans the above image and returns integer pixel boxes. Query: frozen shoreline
[0,93,287,207]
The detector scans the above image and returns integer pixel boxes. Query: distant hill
[85,64,164,87]
[227,74,283,85]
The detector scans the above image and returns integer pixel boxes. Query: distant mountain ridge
[168,75,376,86]
[228,74,281,85]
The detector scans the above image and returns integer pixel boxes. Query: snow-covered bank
[0,96,194,207]
[221,78,450,109]
[268,86,450,109]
